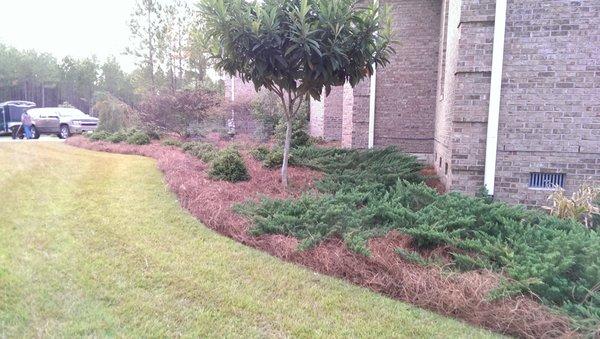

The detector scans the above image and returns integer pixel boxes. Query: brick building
[309,0,600,206]
[226,0,600,206]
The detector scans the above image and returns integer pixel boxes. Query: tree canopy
[200,0,395,186]
[200,0,394,100]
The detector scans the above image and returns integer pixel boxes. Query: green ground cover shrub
[209,147,250,182]
[162,139,183,147]
[250,146,271,162]
[145,129,161,140]
[292,146,425,192]
[107,131,127,143]
[126,131,151,145]
[89,131,111,141]
[182,142,217,163]
[237,145,599,330]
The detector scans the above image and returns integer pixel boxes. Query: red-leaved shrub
[139,89,222,136]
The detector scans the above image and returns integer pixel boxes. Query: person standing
[21,111,33,139]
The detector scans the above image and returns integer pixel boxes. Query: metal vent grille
[529,172,565,189]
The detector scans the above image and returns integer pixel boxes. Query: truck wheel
[32,126,40,139]
[59,125,70,139]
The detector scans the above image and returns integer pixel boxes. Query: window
[529,172,565,189]
[445,163,449,175]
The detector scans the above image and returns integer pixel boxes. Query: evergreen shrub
[126,131,150,145]
[209,147,250,182]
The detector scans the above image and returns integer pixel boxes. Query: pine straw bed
[66,136,575,338]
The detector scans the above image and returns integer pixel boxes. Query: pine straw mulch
[66,136,575,338]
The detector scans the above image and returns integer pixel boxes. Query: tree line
[0,0,210,114]
[0,45,134,113]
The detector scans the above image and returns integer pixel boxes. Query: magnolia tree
[200,0,394,187]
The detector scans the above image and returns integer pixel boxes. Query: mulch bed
[66,136,574,338]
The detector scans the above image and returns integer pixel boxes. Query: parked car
[54,107,99,138]
[11,108,61,139]
[0,101,36,137]
[8,107,99,139]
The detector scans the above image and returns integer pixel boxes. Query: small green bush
[262,148,298,169]
[162,139,183,147]
[209,147,250,182]
[126,131,151,145]
[107,132,127,143]
[250,146,270,162]
[89,131,111,141]
[182,142,216,163]
[145,129,161,140]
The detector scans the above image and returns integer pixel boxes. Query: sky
[0,0,143,72]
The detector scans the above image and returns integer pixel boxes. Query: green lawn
[0,142,499,337]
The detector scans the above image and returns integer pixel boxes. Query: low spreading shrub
[237,144,599,329]
[209,147,249,182]
[126,131,150,145]
[182,142,216,163]
[238,180,600,328]
[107,131,127,144]
[145,129,161,140]
[292,146,424,192]
[264,148,296,169]
[250,146,270,162]
[162,139,183,147]
[89,131,111,141]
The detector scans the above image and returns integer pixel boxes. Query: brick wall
[436,0,600,206]
[348,80,371,149]
[493,0,600,205]
[373,0,442,155]
[341,82,355,148]
[445,0,496,195]
[309,86,344,141]
[309,97,325,139]
[323,86,344,141]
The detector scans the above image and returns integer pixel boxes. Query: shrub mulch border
[66,136,574,338]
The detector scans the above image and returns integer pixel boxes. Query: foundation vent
[529,172,565,189]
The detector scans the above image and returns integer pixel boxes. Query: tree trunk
[281,117,293,188]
